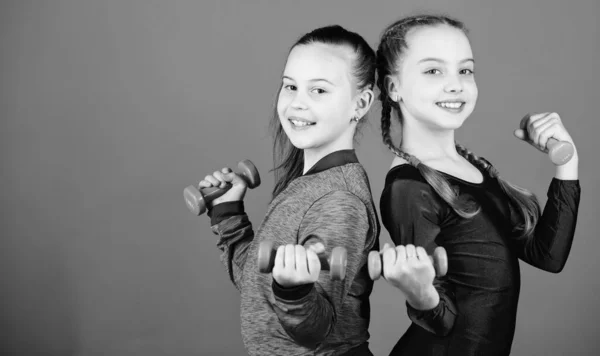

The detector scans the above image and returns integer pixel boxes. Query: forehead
[403,25,473,61]
[284,43,353,83]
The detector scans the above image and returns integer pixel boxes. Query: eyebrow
[418,58,475,64]
[282,76,335,85]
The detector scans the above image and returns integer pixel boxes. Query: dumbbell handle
[368,247,448,281]
[546,137,574,166]
[197,183,234,205]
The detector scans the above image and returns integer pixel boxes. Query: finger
[525,112,550,128]
[212,171,229,189]
[381,243,392,254]
[284,244,296,270]
[222,171,246,186]
[513,129,527,141]
[274,245,285,271]
[395,245,407,264]
[307,242,325,255]
[527,113,552,145]
[295,245,308,275]
[306,248,321,280]
[221,167,232,174]
[382,247,397,275]
[198,179,213,189]
[415,246,428,261]
[405,244,416,259]
[203,174,220,187]
[519,113,531,130]
[536,118,561,151]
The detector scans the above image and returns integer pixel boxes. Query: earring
[351,115,359,122]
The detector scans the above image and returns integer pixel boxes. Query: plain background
[1,0,598,355]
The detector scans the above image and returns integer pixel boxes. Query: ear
[353,88,375,121]
[384,74,401,102]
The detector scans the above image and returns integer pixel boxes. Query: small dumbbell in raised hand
[516,113,575,166]
[183,159,261,216]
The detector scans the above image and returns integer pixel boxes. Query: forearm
[211,201,255,289]
[405,279,457,336]
[271,282,335,349]
[519,178,580,272]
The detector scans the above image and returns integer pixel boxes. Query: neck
[303,135,353,174]
[401,117,459,162]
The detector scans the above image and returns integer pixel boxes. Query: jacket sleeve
[380,178,457,336]
[270,191,375,349]
[209,201,255,291]
[514,178,580,273]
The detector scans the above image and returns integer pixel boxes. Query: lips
[436,101,465,109]
[288,117,316,127]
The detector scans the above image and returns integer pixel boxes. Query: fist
[272,243,324,287]
[198,167,247,205]
[380,243,439,309]
[514,112,575,153]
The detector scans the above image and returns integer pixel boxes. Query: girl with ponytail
[374,14,580,355]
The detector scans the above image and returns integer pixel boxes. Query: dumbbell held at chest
[257,240,348,281]
[183,159,261,216]
[368,246,448,280]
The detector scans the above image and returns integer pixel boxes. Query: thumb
[223,172,247,187]
[513,128,528,141]
[306,249,321,280]
[307,242,325,255]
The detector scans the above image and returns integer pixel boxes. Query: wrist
[407,284,439,311]
[555,153,579,180]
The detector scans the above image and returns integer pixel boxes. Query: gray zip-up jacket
[209,150,380,355]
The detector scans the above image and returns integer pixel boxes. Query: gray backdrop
[1,0,598,355]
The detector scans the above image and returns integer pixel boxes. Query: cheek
[276,95,287,118]
[468,81,479,100]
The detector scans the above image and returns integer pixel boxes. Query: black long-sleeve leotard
[380,164,580,356]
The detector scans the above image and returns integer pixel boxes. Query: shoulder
[383,164,429,193]
[380,164,441,214]
[309,190,367,216]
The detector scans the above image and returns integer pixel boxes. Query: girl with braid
[373,14,581,355]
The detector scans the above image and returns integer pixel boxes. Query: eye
[283,84,297,91]
[424,69,442,75]
[460,68,474,75]
[312,88,327,94]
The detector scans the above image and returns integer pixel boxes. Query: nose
[289,90,308,110]
[444,74,463,93]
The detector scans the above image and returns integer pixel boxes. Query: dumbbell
[183,159,261,216]
[257,240,348,281]
[545,138,574,166]
[368,246,448,281]
[519,116,574,166]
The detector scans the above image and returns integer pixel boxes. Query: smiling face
[391,24,478,132]
[276,42,359,155]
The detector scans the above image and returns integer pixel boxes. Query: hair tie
[407,155,421,167]
[487,165,499,178]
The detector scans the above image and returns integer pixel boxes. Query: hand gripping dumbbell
[257,240,348,281]
[367,246,448,281]
[519,116,574,166]
[183,159,261,216]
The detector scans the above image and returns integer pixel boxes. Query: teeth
[438,102,463,109]
[290,119,313,127]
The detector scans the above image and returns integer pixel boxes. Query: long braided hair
[376,15,540,239]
